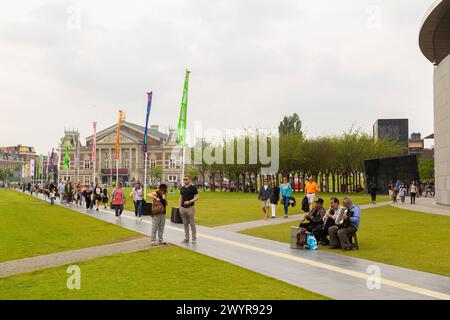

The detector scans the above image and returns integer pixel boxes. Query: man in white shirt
[132,181,144,221]
[312,197,343,246]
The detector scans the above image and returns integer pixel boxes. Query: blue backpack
[306,234,318,250]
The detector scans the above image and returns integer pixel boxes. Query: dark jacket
[271,186,280,204]
[258,185,273,201]
[301,196,310,212]
[307,207,326,223]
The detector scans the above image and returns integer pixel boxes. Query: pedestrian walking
[148,184,168,246]
[258,178,273,220]
[368,181,377,205]
[179,175,199,244]
[410,181,417,204]
[82,184,92,211]
[270,181,280,219]
[112,182,126,220]
[132,181,144,221]
[93,183,102,211]
[102,185,109,209]
[49,187,56,205]
[399,184,407,204]
[280,177,292,218]
[304,177,319,211]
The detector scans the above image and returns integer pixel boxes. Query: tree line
[186,114,404,193]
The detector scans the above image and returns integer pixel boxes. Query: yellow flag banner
[115,110,126,160]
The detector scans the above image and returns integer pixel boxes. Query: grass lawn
[0,190,141,262]
[241,205,450,277]
[0,189,41,203]
[117,187,389,227]
[0,246,329,300]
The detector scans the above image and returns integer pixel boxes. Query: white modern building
[419,0,450,205]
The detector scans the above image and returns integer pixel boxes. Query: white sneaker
[139,217,143,221]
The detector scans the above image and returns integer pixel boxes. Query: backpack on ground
[296,227,308,247]
[306,234,318,250]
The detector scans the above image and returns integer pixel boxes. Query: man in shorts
[258,178,273,220]
[304,177,319,211]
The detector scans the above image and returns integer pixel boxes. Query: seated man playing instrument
[312,197,343,246]
[299,198,326,232]
[328,197,361,251]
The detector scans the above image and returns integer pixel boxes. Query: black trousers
[115,204,124,217]
[370,193,376,202]
[410,192,416,204]
[85,197,91,210]
[299,221,322,233]
[313,220,335,243]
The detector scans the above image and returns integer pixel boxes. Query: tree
[149,166,163,183]
[187,167,199,182]
[278,113,303,137]
[419,159,434,180]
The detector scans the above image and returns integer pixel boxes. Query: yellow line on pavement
[80,201,450,300]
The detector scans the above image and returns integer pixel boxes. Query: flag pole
[57,144,61,184]
[177,70,190,182]
[92,122,97,186]
[144,152,148,200]
[143,92,153,201]
[181,146,186,181]
[116,159,119,186]
[115,111,124,187]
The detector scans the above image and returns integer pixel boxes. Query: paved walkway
[391,196,450,217]
[217,201,392,232]
[0,238,153,279]
[25,192,450,300]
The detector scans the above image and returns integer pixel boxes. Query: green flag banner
[37,155,43,177]
[177,69,190,146]
[63,142,70,169]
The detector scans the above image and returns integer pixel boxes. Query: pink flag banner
[92,122,97,162]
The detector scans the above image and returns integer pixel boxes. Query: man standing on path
[179,175,199,244]
[258,178,273,220]
[304,177,319,211]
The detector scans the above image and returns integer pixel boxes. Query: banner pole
[93,160,95,185]
[181,146,186,181]
[144,152,148,200]
[57,146,60,184]
[116,159,119,186]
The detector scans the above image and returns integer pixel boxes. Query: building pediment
[96,130,140,144]
[86,121,167,146]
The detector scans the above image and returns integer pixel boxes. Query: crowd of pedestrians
[18,176,200,247]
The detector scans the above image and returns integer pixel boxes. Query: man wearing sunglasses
[179,175,199,244]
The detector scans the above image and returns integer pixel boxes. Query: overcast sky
[0,0,436,153]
